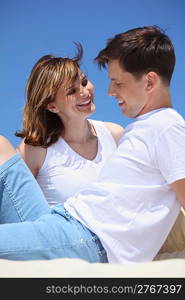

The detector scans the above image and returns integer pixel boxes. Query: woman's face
[47,71,95,120]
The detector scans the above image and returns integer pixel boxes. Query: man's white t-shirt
[64,108,185,263]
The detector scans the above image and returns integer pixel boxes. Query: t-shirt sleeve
[155,122,185,184]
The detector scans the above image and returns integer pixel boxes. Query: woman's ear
[47,102,59,113]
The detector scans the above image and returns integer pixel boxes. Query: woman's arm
[16,141,46,177]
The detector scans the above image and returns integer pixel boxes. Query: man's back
[64,108,185,263]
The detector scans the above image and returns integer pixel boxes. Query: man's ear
[47,102,59,113]
[145,72,158,92]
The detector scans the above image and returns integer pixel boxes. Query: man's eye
[81,77,88,87]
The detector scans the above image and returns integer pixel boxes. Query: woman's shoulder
[16,140,46,176]
[102,121,125,145]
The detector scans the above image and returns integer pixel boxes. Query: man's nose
[108,84,116,97]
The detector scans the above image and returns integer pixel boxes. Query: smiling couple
[0,25,184,264]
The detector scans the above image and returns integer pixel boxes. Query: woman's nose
[79,86,89,97]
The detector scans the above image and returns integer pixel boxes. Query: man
[0,26,185,264]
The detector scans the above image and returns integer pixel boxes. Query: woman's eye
[67,88,77,95]
[81,77,88,87]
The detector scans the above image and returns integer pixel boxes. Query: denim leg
[0,153,50,223]
[0,206,108,263]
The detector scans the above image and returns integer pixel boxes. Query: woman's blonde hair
[16,44,83,147]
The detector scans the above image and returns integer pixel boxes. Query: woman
[16,44,124,206]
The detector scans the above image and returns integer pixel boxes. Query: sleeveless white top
[36,120,117,206]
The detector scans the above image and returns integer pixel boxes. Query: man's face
[108,59,148,118]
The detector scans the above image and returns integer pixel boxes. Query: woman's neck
[62,118,96,144]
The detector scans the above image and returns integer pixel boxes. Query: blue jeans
[0,154,108,262]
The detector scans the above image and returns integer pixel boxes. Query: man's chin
[120,109,134,118]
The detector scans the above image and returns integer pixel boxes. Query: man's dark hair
[95,26,175,83]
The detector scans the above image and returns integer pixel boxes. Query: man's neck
[137,88,172,117]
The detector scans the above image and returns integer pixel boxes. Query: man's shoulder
[123,108,185,143]
[145,108,185,131]
[155,108,184,120]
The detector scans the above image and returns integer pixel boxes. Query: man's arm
[170,178,185,209]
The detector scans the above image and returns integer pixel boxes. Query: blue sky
[1,0,185,146]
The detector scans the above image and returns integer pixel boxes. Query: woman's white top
[36,120,117,206]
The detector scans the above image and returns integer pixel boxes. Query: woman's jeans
[0,153,108,262]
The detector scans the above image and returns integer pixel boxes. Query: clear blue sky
[1,0,185,146]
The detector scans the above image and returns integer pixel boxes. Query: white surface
[0,257,185,278]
